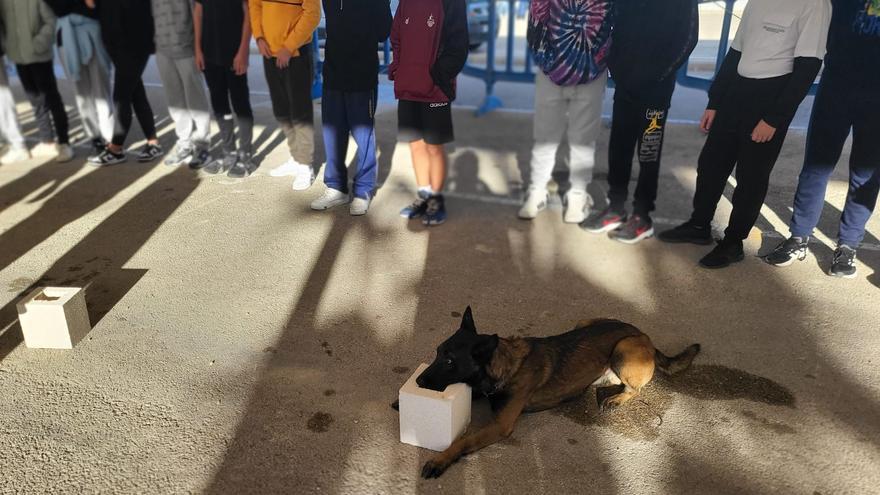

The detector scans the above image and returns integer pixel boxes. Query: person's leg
[321,89,351,193]
[690,128,740,227]
[204,63,235,152]
[0,57,26,150]
[529,71,567,191]
[606,97,642,214]
[175,56,212,148]
[35,62,70,145]
[63,50,100,143]
[566,72,606,194]
[427,144,447,193]
[155,53,193,149]
[348,89,379,199]
[110,56,137,150]
[90,55,115,144]
[838,94,880,248]
[285,50,315,167]
[16,63,55,144]
[632,107,669,216]
[129,55,158,143]
[227,71,254,156]
[410,139,431,188]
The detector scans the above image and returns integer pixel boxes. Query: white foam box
[398,363,471,452]
[16,287,91,349]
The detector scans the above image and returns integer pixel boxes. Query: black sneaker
[228,152,258,179]
[829,245,857,278]
[423,195,447,226]
[400,196,429,219]
[164,145,193,166]
[658,221,714,245]
[581,206,626,234]
[763,236,809,267]
[137,143,164,162]
[188,148,212,170]
[699,240,744,269]
[87,148,126,166]
[90,138,108,156]
[203,153,237,175]
[608,214,654,244]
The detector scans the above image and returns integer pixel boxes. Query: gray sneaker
[203,153,237,175]
[164,145,192,166]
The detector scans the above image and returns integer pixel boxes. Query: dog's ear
[460,306,476,334]
[471,334,498,365]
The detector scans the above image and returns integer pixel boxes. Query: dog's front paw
[421,457,450,479]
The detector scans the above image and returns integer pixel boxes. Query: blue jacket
[57,13,111,81]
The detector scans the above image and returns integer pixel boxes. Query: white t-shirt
[731,0,831,79]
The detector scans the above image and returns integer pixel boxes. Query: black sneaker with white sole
[763,236,809,267]
[608,214,654,244]
[137,143,164,162]
[228,153,258,178]
[581,206,626,234]
[203,153,238,175]
[88,148,126,166]
[829,245,857,278]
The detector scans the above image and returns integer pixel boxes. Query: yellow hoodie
[250,0,322,57]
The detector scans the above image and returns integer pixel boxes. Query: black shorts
[398,100,454,145]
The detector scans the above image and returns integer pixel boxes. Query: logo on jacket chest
[427,14,435,27]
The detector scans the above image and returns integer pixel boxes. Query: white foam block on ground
[16,287,91,349]
[399,363,471,452]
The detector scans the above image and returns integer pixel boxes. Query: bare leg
[410,139,431,188]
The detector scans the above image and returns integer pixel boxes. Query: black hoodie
[91,0,155,61]
[609,0,699,109]
[322,0,393,92]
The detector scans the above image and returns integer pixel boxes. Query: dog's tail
[654,344,701,375]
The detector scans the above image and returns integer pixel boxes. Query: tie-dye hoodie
[527,0,613,86]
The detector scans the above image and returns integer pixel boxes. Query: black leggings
[203,63,253,119]
[16,62,69,144]
[111,53,157,147]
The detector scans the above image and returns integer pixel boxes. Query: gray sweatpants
[530,70,607,193]
[0,57,25,148]
[61,52,114,143]
[155,53,211,149]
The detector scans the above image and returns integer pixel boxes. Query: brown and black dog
[410,306,700,478]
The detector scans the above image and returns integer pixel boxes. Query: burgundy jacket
[389,0,468,103]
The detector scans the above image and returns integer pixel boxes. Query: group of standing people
[0,0,878,279]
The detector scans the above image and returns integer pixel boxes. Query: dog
[408,306,700,478]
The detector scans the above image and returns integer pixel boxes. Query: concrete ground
[1,69,880,495]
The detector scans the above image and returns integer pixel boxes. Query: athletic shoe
[137,143,164,162]
[311,188,350,210]
[88,148,126,166]
[31,142,58,158]
[269,158,302,177]
[54,144,75,163]
[0,145,30,164]
[581,206,626,234]
[188,148,212,170]
[829,245,857,278]
[228,153,258,178]
[350,195,371,216]
[658,221,714,245]
[699,240,744,269]
[762,236,809,267]
[90,138,108,156]
[291,164,315,191]
[423,194,447,226]
[608,214,654,244]
[517,186,547,220]
[203,153,237,175]
[563,190,591,224]
[164,145,193,166]
[400,195,429,219]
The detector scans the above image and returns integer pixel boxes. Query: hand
[256,38,272,58]
[700,109,716,133]
[751,120,777,143]
[233,49,248,75]
[85,0,95,8]
[195,49,205,71]
[275,47,292,69]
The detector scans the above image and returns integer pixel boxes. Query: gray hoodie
[0,0,57,65]
[151,0,194,59]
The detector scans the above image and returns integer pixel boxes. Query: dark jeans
[691,75,791,242]
[204,62,254,154]
[607,96,669,215]
[790,72,880,247]
[16,62,69,144]
[111,53,157,147]
[322,89,378,199]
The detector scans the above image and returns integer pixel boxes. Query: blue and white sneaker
[400,190,431,219]
[422,194,447,226]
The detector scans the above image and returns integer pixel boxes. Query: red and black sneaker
[580,206,626,234]
[608,214,654,244]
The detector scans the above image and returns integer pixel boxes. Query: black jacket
[92,0,154,60]
[609,0,699,108]
[322,0,393,92]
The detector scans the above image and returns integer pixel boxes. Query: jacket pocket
[395,63,435,96]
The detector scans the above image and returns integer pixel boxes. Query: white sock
[418,186,435,198]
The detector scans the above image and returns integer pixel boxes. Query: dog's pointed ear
[472,334,498,365]
[460,306,476,333]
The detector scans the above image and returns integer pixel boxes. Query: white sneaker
[269,158,301,177]
[291,164,315,191]
[350,195,371,216]
[31,142,58,158]
[310,188,350,210]
[0,145,30,164]
[55,144,75,163]
[518,186,548,220]
[563,189,591,224]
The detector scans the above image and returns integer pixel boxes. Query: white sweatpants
[155,53,212,149]
[61,53,114,143]
[0,57,25,148]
